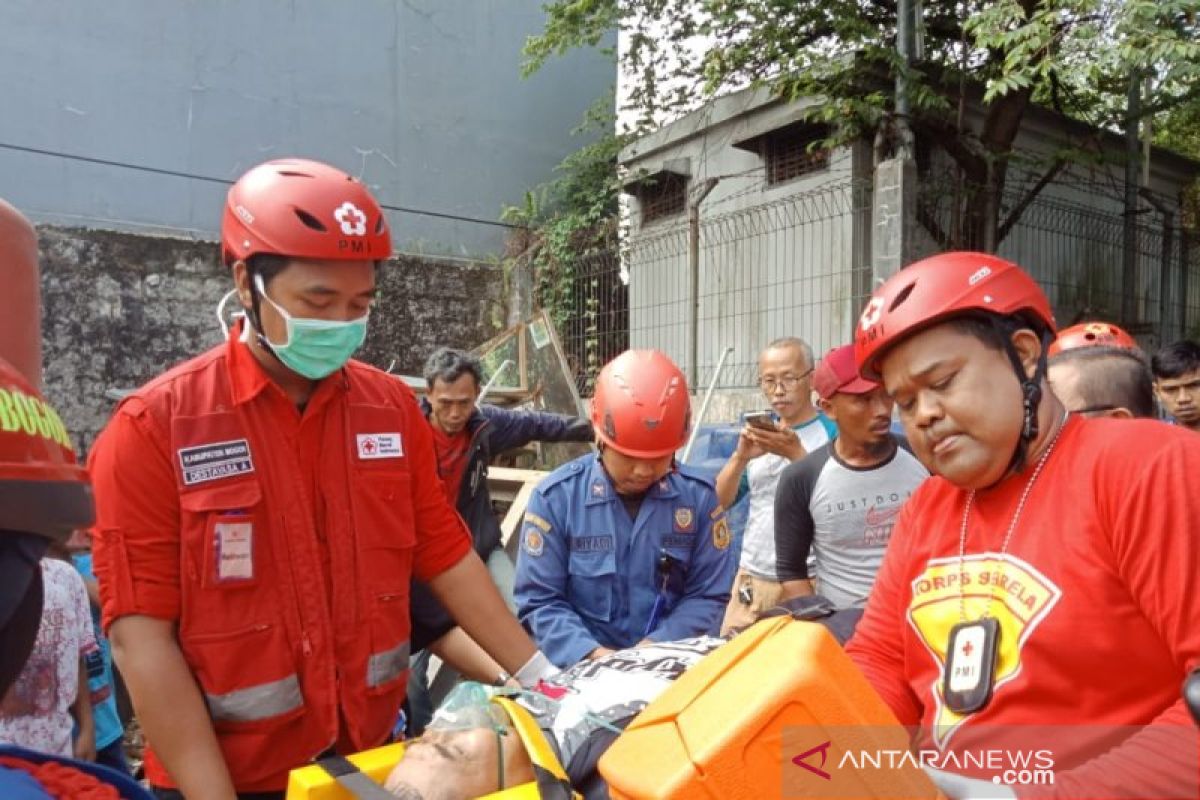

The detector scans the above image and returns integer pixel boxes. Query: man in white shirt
[715,338,836,634]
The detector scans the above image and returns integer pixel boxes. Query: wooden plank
[500,478,540,550]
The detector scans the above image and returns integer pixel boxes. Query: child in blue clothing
[69,536,129,775]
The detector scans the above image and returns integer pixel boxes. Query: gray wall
[0,0,613,258]
[39,226,505,454]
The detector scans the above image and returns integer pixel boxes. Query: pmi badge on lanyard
[943,617,1000,715]
[214,519,254,582]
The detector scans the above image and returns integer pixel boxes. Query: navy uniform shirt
[514,453,736,667]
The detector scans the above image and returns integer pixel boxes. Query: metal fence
[550,248,629,396]
[626,180,874,389]
[557,173,1199,395]
[919,174,1200,351]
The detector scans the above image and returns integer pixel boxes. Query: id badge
[943,617,1000,715]
[213,518,254,583]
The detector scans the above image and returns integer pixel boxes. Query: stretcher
[289,617,939,799]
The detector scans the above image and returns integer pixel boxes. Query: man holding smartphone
[715,337,836,634]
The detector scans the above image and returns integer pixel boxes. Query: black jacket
[410,401,593,649]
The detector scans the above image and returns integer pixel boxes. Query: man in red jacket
[89,159,555,799]
[846,252,1200,799]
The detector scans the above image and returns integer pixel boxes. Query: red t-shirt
[430,424,471,505]
[847,416,1200,798]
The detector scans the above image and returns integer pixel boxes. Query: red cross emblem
[362,437,376,454]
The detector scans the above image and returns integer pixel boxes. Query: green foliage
[523,0,1200,202]
[502,92,627,330]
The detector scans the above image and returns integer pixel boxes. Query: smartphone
[743,411,778,431]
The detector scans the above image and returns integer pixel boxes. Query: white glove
[924,766,1018,800]
[514,649,560,688]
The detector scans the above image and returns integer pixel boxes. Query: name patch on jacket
[570,536,614,553]
[357,432,403,459]
[178,439,255,486]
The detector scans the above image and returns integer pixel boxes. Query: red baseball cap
[813,345,878,400]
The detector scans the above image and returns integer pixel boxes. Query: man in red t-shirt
[405,347,592,732]
[846,252,1200,799]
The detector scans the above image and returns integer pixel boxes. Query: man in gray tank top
[774,345,929,609]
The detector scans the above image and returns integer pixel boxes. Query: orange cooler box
[599,617,939,799]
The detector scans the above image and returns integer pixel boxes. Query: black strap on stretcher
[315,753,398,800]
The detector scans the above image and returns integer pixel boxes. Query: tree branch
[996,159,1066,244]
[912,116,986,180]
[917,202,953,250]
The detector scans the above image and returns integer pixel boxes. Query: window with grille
[764,125,830,186]
[638,174,688,224]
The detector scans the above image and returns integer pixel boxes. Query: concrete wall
[38,226,505,454]
[0,0,613,258]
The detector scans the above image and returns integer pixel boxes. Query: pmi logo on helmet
[334,201,367,236]
[337,239,374,256]
[859,297,885,331]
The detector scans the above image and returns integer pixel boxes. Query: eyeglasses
[758,369,813,392]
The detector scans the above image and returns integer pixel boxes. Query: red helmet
[0,357,93,541]
[1048,321,1138,357]
[591,350,691,458]
[221,158,392,266]
[855,251,1056,380]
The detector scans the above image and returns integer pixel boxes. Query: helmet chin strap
[998,324,1055,476]
[241,266,290,372]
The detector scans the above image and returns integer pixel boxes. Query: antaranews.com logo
[781,724,1198,799]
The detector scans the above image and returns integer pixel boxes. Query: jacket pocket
[351,471,417,596]
[180,622,305,734]
[568,552,617,623]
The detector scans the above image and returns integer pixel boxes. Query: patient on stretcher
[383,598,864,799]
[384,637,725,800]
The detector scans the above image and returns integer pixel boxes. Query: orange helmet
[221,158,392,266]
[591,350,691,458]
[0,357,93,541]
[1048,321,1138,357]
[855,251,1056,380]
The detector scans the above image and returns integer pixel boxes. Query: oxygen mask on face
[426,681,511,733]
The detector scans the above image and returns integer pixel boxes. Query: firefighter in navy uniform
[514,350,736,668]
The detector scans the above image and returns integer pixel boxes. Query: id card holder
[943,617,1000,715]
[207,511,257,588]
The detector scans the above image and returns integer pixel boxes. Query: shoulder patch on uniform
[523,527,545,557]
[712,517,731,551]
[524,512,552,533]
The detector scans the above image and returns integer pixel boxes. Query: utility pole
[872,0,920,283]
[894,0,916,159]
[1122,71,1141,327]
[687,178,719,392]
